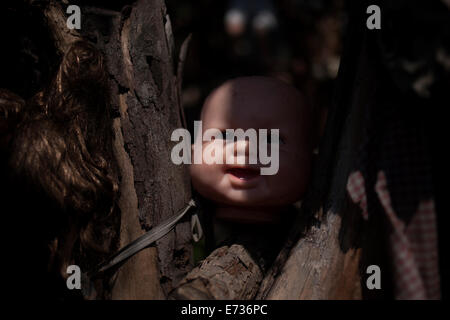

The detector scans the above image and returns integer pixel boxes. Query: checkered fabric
[374,171,440,299]
[341,0,447,300]
[344,41,441,299]
[347,171,368,221]
[347,169,440,299]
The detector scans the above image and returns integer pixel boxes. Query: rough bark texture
[169,245,263,300]
[84,0,193,297]
[257,207,363,299]
[255,9,372,300]
[41,0,193,298]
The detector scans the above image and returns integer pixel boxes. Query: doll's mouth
[226,167,260,181]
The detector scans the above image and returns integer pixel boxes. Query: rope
[88,198,197,278]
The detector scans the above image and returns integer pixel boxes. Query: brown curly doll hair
[1,41,120,299]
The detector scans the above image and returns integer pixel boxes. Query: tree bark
[169,245,263,300]
[41,0,193,299]
[256,7,374,299]
[85,0,193,298]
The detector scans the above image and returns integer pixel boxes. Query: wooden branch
[176,33,192,129]
[80,0,194,298]
[257,207,362,299]
[111,115,165,299]
[256,14,371,299]
[169,245,263,300]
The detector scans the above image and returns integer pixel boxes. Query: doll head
[190,76,312,223]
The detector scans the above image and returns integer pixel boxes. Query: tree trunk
[169,245,263,300]
[256,6,378,299]
[86,1,193,298]
[42,0,193,299]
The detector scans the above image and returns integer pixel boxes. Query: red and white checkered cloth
[347,171,369,221]
[347,170,440,299]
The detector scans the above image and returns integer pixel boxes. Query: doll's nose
[225,139,255,165]
[234,139,249,157]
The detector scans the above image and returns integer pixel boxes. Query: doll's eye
[207,129,226,140]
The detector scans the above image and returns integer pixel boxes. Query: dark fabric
[345,0,449,299]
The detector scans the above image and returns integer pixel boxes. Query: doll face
[190,77,312,212]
